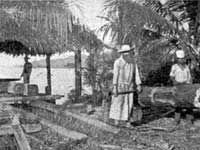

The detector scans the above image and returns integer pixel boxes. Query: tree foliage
[99,0,200,84]
[100,0,177,47]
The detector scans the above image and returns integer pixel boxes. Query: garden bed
[1,105,85,150]
[22,102,200,150]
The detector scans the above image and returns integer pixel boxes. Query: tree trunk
[193,1,200,46]
[138,84,200,108]
[118,1,124,44]
[46,54,51,95]
[75,48,82,102]
[90,49,97,105]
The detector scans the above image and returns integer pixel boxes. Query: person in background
[170,50,192,124]
[20,55,32,96]
[170,50,192,85]
[109,44,142,128]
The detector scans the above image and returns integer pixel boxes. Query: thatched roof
[0,0,79,55]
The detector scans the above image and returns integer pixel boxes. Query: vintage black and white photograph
[0,0,200,149]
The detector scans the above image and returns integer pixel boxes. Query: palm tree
[143,0,200,46]
[101,0,179,47]
[100,0,182,79]
[68,24,103,102]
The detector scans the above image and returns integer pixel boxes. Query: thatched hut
[0,0,80,94]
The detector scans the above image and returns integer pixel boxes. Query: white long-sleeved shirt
[113,56,141,86]
[170,64,191,83]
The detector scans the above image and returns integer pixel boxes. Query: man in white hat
[109,44,142,128]
[170,50,192,85]
[170,50,192,124]
[20,55,32,95]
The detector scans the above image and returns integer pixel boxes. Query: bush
[82,51,116,106]
[67,89,93,104]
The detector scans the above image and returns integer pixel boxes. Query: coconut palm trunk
[75,48,82,101]
[46,54,52,95]
[91,48,97,105]
[193,1,200,46]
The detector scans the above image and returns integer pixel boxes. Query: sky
[0,0,105,66]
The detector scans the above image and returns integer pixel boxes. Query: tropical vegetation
[98,0,200,86]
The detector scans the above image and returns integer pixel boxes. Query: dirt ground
[28,104,200,150]
[3,103,200,150]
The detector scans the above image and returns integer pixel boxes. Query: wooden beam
[75,48,82,101]
[46,54,52,95]
[29,101,120,134]
[0,94,63,104]
[12,125,31,150]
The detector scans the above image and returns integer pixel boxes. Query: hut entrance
[0,40,50,94]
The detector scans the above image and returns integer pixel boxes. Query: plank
[12,125,31,150]
[29,101,120,134]
[0,94,64,104]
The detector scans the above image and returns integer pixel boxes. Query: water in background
[0,66,91,105]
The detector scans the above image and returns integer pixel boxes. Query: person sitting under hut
[20,55,32,96]
[170,50,192,86]
[109,44,142,128]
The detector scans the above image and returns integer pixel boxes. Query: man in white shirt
[170,50,192,124]
[170,50,192,85]
[109,44,142,127]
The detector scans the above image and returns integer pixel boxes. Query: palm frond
[101,0,178,46]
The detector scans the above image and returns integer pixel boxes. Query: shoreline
[2,66,75,69]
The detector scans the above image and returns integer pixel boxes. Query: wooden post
[75,48,82,102]
[46,54,52,95]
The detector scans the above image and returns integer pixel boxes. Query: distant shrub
[67,89,92,104]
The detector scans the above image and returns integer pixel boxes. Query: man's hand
[137,85,142,93]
